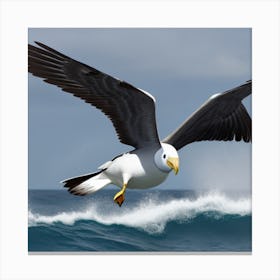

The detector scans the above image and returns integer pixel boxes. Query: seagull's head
[154,143,179,174]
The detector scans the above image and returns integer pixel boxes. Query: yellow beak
[167,157,179,175]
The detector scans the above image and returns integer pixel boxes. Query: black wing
[163,80,252,150]
[28,42,160,149]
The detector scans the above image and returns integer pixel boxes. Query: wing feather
[163,80,252,150]
[28,42,160,149]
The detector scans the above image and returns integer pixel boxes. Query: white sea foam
[28,192,251,234]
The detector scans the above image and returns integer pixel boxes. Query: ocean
[28,189,251,252]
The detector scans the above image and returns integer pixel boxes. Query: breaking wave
[29,192,251,234]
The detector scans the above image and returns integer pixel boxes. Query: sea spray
[29,191,251,234]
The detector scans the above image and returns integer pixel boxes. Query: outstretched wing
[28,42,160,149]
[163,80,252,150]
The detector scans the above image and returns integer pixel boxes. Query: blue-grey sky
[28,28,251,193]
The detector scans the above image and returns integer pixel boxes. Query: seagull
[28,42,252,206]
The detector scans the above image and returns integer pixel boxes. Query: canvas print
[28,28,252,252]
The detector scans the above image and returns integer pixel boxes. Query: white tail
[62,171,111,196]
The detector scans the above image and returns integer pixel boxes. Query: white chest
[104,152,169,189]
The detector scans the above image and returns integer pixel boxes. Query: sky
[28,28,251,193]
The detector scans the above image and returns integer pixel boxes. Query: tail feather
[62,170,111,196]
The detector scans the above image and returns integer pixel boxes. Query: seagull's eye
[163,154,166,159]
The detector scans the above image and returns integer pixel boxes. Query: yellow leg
[113,184,127,207]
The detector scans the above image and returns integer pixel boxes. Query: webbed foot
[113,184,127,207]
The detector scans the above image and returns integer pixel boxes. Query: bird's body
[63,143,178,204]
[100,149,166,190]
[28,41,252,206]
[103,148,168,190]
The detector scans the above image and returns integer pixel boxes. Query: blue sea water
[28,189,251,252]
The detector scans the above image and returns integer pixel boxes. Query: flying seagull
[28,42,252,206]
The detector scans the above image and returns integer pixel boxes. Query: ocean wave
[28,192,251,234]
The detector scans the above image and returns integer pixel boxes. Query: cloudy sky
[28,28,251,193]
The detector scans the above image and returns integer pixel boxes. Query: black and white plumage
[28,42,251,206]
